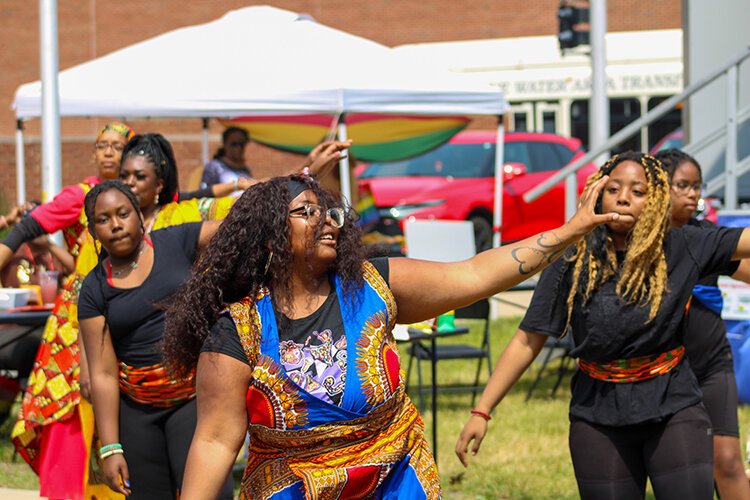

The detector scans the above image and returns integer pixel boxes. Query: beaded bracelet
[99,443,123,455]
[100,448,124,460]
[470,409,492,421]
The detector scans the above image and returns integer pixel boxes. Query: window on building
[648,96,682,151]
[570,98,642,154]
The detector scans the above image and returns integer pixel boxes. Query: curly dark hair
[653,148,702,182]
[120,133,179,205]
[162,174,366,375]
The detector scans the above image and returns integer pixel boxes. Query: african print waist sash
[578,346,685,383]
[118,362,195,407]
[245,387,436,499]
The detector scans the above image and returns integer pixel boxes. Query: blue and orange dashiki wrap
[225,261,440,499]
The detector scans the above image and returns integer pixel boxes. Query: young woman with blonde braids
[456,151,750,499]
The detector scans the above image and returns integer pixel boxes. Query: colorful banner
[220,113,469,162]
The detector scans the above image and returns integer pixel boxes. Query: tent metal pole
[337,117,352,207]
[201,118,210,165]
[40,0,62,204]
[493,117,505,248]
[15,119,26,205]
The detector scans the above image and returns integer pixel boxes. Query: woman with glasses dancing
[456,152,750,499]
[161,172,617,499]
[655,148,750,499]
[3,122,135,500]
[78,180,233,499]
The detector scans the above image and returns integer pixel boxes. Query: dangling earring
[264,251,273,275]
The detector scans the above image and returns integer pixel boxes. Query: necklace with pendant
[111,240,145,277]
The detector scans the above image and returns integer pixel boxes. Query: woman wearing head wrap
[5,122,134,500]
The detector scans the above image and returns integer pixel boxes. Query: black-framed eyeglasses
[95,141,126,153]
[671,181,705,196]
[227,141,247,148]
[289,203,346,228]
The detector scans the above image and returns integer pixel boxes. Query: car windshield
[361,142,496,179]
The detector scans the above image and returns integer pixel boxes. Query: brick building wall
[0,0,680,206]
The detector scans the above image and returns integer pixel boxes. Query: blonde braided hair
[563,152,670,331]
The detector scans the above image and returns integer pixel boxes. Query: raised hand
[304,139,353,177]
[566,175,620,237]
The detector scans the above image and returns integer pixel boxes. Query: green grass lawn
[2,315,749,498]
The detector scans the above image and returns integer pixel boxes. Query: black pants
[699,368,740,437]
[119,395,233,500]
[569,404,714,500]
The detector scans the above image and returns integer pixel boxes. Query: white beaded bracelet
[100,448,125,460]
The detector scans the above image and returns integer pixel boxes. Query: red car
[358,131,597,254]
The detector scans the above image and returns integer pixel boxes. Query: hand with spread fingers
[566,175,620,238]
[305,139,353,177]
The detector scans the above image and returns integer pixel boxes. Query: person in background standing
[200,126,253,189]
[655,148,750,499]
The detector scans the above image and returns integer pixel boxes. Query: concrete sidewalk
[0,487,39,499]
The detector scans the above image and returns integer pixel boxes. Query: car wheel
[469,215,493,252]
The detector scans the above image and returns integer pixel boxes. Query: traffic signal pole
[590,0,609,165]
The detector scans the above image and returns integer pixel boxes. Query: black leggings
[569,404,714,500]
[119,396,233,500]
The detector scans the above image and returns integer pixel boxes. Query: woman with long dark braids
[162,172,618,499]
[456,152,750,499]
[77,180,233,499]
[655,148,750,499]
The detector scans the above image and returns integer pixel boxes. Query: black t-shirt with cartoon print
[202,258,389,407]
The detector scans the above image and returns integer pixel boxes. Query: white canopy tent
[13,5,509,245]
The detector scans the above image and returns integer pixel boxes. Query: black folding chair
[406,299,493,413]
[524,332,574,402]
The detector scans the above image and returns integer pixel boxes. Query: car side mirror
[503,162,527,181]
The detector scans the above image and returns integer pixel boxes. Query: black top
[2,216,45,253]
[78,223,202,367]
[201,258,390,388]
[519,224,743,426]
[683,219,738,379]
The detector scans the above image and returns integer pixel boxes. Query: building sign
[489,73,683,100]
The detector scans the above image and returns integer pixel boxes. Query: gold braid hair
[564,153,671,332]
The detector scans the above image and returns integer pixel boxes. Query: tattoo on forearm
[511,231,566,275]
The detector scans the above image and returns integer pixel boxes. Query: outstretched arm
[455,328,547,466]
[390,175,618,324]
[181,352,251,500]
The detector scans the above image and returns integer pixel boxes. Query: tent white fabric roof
[13,6,507,119]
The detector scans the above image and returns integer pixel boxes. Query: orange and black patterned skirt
[578,346,685,384]
[119,362,195,407]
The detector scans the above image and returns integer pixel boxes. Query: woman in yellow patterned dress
[161,173,617,499]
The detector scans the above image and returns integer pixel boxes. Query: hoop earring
[264,251,273,275]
